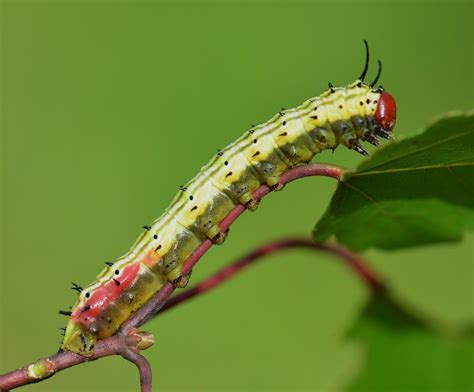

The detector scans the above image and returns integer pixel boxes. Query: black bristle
[58,310,72,316]
[105,262,114,267]
[71,282,83,293]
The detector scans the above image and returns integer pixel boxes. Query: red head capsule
[374,91,397,132]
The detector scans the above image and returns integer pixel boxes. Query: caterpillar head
[374,91,397,138]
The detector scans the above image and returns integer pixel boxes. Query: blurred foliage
[314,112,474,250]
[346,288,474,391]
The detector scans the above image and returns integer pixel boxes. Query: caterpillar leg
[270,182,285,191]
[172,271,192,288]
[167,264,182,285]
[205,223,226,245]
[348,138,368,156]
[263,174,282,189]
[363,132,380,146]
[211,230,226,245]
[245,198,260,211]
[167,264,192,288]
[238,191,259,211]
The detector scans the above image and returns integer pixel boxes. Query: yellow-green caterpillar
[61,42,397,355]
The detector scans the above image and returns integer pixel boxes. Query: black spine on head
[359,40,370,81]
[370,60,382,87]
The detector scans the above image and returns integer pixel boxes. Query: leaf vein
[357,129,473,172]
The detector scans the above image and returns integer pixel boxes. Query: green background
[1,1,473,391]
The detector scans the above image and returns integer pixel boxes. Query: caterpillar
[61,42,397,355]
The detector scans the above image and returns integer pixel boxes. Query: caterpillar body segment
[62,78,397,355]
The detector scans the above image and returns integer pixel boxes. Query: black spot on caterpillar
[61,41,397,355]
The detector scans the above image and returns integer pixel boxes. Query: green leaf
[314,112,474,250]
[345,289,474,391]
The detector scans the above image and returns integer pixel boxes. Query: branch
[0,329,155,392]
[0,163,344,391]
[161,238,385,314]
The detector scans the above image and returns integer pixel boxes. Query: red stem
[161,238,384,313]
[121,350,153,392]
